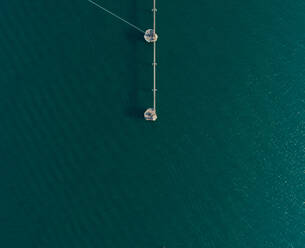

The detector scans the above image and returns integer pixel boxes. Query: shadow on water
[124,0,147,119]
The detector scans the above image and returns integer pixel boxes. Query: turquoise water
[1,0,305,247]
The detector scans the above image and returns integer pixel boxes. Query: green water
[1,0,305,247]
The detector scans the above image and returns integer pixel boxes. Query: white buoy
[144,29,158,43]
[144,108,157,121]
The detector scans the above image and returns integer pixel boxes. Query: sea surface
[0,0,305,247]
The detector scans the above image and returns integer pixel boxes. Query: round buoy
[144,29,158,43]
[144,108,157,121]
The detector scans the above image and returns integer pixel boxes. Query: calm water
[0,0,305,247]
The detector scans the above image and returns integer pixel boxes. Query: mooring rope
[87,0,145,34]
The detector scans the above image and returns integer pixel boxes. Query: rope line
[88,0,145,34]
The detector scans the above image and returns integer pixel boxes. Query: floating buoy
[144,29,158,43]
[144,108,157,121]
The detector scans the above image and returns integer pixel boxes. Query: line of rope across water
[87,0,145,34]
[153,0,157,112]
